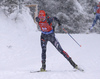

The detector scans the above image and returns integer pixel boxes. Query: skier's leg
[92,15,98,27]
[41,38,47,62]
[49,34,77,68]
[40,34,48,71]
[49,34,70,59]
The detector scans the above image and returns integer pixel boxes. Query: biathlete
[36,10,81,71]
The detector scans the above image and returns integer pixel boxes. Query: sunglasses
[39,16,45,18]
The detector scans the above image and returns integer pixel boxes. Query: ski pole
[62,28,82,47]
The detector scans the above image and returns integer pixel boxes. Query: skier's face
[39,16,46,21]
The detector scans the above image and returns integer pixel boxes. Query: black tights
[41,33,70,62]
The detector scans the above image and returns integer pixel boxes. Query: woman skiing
[36,10,82,71]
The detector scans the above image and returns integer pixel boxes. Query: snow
[73,0,84,13]
[0,7,100,79]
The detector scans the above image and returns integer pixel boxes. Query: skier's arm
[94,6,97,14]
[35,17,40,23]
[53,17,61,26]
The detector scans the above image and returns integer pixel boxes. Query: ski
[30,69,84,73]
[77,68,84,72]
[75,67,84,72]
[30,70,51,73]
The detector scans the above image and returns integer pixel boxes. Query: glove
[94,12,96,15]
[58,23,61,26]
[36,17,40,22]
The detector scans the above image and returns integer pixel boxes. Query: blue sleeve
[94,6,97,13]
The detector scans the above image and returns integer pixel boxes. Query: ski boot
[68,58,77,68]
[40,60,46,72]
[68,58,84,71]
[74,66,84,71]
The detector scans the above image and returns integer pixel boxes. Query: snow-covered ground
[0,7,100,79]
